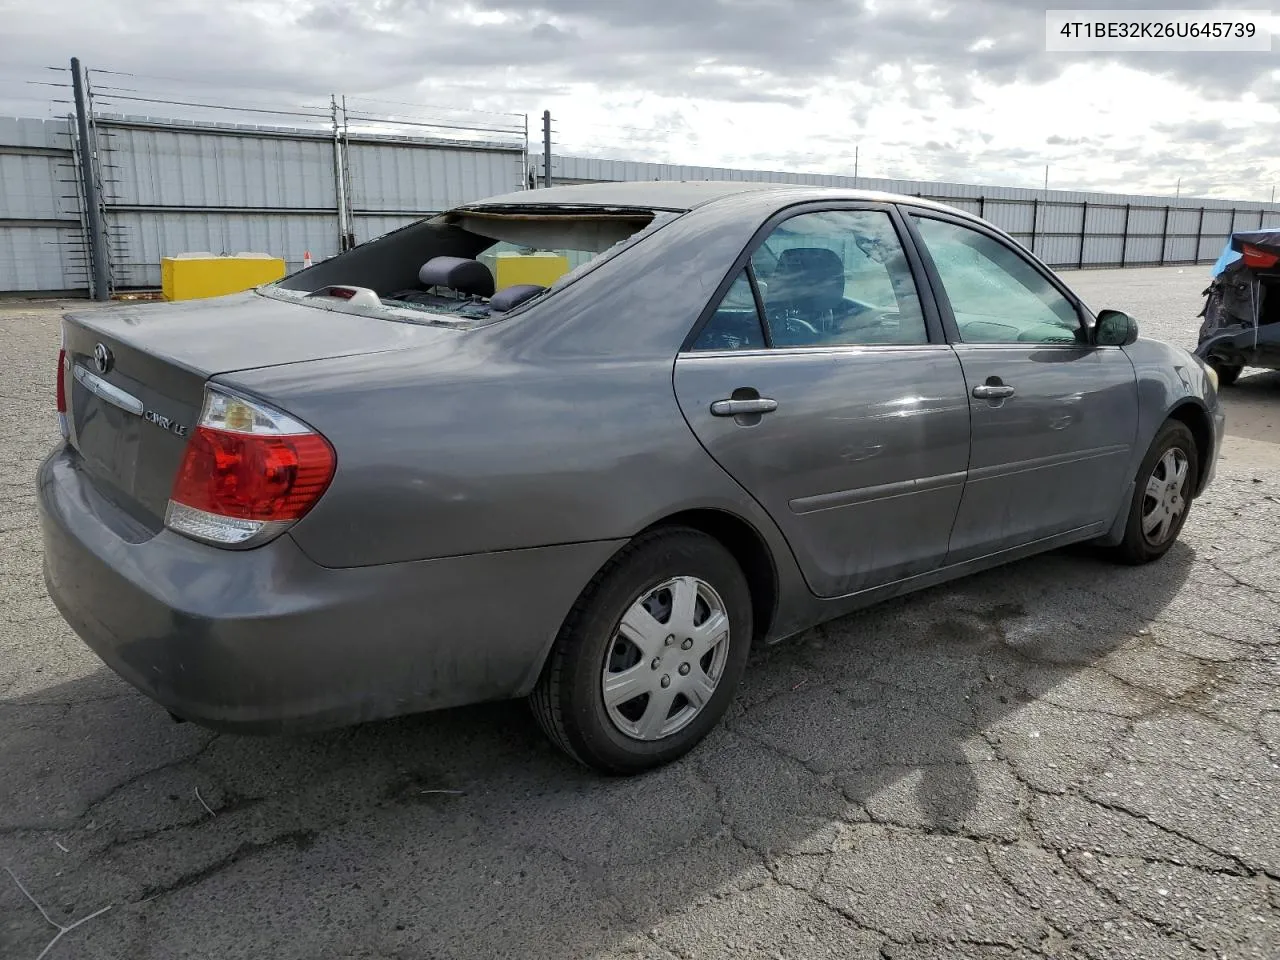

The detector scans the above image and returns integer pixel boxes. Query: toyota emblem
[93,343,113,375]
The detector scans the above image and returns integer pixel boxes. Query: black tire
[1110,420,1199,565]
[1208,358,1242,387]
[530,527,753,775]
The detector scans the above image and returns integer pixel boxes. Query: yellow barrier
[161,253,286,302]
[488,252,570,292]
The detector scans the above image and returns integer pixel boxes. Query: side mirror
[1094,309,1139,347]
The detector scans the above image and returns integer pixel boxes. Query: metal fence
[537,155,1280,272]
[0,116,89,294]
[1,60,530,296]
[94,114,528,289]
[8,89,1280,296]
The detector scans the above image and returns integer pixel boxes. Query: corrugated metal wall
[0,117,89,293]
[8,108,1280,295]
[538,154,1280,271]
[89,115,526,290]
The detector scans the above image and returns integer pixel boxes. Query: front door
[905,212,1138,562]
[674,206,971,599]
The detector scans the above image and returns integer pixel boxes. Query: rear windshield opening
[269,206,675,324]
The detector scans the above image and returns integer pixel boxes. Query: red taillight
[165,387,335,547]
[170,427,335,522]
[1241,243,1279,269]
[56,348,66,413]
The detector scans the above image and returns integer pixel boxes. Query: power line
[0,93,70,108]
[343,112,524,138]
[81,72,526,126]
[89,83,330,116]
[0,78,69,89]
[0,62,66,72]
[86,66,323,100]
[86,93,331,121]
[344,95,524,122]
[343,102,526,132]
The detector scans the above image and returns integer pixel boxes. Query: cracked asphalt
[2,265,1279,959]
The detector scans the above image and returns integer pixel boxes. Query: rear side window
[691,269,767,351]
[749,209,927,347]
[690,209,928,351]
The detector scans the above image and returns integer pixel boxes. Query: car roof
[459,180,969,217]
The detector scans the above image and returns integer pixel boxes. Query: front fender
[1096,339,1224,545]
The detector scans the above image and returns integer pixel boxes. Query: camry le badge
[143,409,189,438]
[93,343,113,375]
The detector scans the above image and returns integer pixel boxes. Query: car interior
[757,245,921,345]
[274,207,676,325]
[381,255,547,319]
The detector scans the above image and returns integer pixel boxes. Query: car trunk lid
[60,291,449,528]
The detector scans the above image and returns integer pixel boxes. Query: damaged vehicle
[1196,229,1280,384]
[40,181,1224,775]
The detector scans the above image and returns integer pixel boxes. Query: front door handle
[972,384,1015,400]
[711,397,778,417]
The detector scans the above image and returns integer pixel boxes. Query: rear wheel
[1110,420,1199,565]
[531,527,753,774]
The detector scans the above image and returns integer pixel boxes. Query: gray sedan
[39,181,1225,773]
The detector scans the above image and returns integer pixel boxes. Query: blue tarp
[1211,229,1280,277]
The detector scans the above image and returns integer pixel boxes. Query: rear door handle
[972,384,1015,400]
[711,398,778,416]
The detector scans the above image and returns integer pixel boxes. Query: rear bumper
[38,445,623,733]
[1195,329,1278,371]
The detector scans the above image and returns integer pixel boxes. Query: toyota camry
[39,181,1224,774]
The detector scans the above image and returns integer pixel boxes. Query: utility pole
[1271,184,1275,204]
[1176,177,1181,198]
[542,110,552,188]
[341,95,354,250]
[1044,165,1049,192]
[854,144,859,179]
[331,95,351,251]
[71,57,109,301]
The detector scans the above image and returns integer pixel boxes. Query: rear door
[903,210,1138,562]
[674,204,971,599]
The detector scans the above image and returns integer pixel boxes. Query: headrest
[418,256,495,298]
[489,283,545,313]
[770,247,845,313]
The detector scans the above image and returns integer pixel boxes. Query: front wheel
[530,527,753,774]
[1110,420,1199,565]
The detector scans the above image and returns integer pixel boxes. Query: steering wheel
[838,306,893,331]
[768,311,821,345]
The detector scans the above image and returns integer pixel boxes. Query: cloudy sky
[2,0,1278,200]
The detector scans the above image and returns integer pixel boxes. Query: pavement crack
[982,845,1074,940]
[134,828,318,903]
[1076,792,1277,882]
[1055,849,1212,954]
[75,734,220,820]
[721,719,827,776]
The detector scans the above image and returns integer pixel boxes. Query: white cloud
[1,0,1276,201]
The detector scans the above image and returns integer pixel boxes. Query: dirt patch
[1222,370,1280,445]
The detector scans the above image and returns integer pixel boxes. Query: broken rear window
[266,205,679,326]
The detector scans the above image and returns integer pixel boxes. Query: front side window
[911,216,1083,344]
[749,209,928,347]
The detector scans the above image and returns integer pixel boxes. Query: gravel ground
[2,266,1279,960]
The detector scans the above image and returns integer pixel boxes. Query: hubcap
[1142,446,1189,545]
[601,576,731,741]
